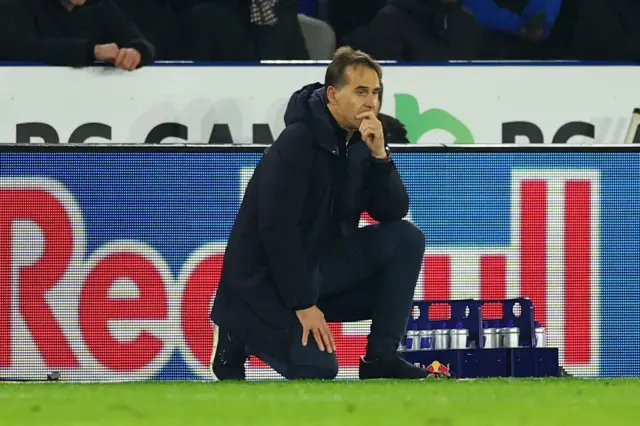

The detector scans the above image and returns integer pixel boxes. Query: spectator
[327,0,386,51]
[462,0,562,41]
[113,0,180,60]
[461,0,562,59]
[495,0,640,62]
[0,0,155,69]
[380,113,410,144]
[366,0,483,61]
[174,0,309,61]
[570,0,640,63]
[378,83,410,144]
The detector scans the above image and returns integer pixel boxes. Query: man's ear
[326,86,338,105]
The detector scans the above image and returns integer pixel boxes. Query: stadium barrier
[1,63,640,145]
[1,144,639,381]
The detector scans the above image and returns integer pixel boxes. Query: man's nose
[364,93,376,108]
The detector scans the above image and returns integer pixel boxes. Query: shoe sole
[209,323,220,381]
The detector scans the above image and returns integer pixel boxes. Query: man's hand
[296,306,336,353]
[520,13,545,42]
[114,48,142,71]
[356,111,387,159]
[520,27,544,42]
[94,43,119,62]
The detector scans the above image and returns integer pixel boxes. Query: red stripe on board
[423,255,451,320]
[564,181,591,364]
[0,196,9,367]
[520,181,547,326]
[480,255,506,318]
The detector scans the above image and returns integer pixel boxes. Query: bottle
[449,321,469,349]
[534,321,546,347]
[492,320,502,348]
[398,334,407,352]
[434,322,449,350]
[405,324,420,351]
[501,320,520,348]
[419,323,434,351]
[482,320,498,349]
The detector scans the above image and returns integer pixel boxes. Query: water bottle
[535,321,546,347]
[398,334,407,352]
[449,321,469,349]
[492,320,502,348]
[482,320,498,349]
[501,320,520,348]
[434,322,449,350]
[405,324,420,351]
[419,324,434,350]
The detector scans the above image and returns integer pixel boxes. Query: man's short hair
[324,46,382,91]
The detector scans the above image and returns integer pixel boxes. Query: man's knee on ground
[387,220,425,255]
[286,361,339,380]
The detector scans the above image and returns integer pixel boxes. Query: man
[458,0,562,59]
[209,46,428,380]
[569,0,640,63]
[367,0,483,61]
[0,0,155,69]
[113,0,179,60]
[327,0,386,51]
[378,83,410,144]
[462,0,562,41]
[175,0,309,61]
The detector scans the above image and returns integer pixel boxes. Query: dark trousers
[250,220,425,380]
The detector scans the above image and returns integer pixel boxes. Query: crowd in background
[0,0,639,69]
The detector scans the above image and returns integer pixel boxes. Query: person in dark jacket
[209,47,427,380]
[0,0,155,69]
[462,0,562,41]
[175,0,309,61]
[461,0,563,59]
[570,0,640,63]
[366,0,483,61]
[113,0,179,60]
[378,83,411,144]
[327,0,387,52]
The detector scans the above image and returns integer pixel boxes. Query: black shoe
[210,324,248,381]
[359,353,429,380]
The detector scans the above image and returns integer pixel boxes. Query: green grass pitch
[2,378,638,426]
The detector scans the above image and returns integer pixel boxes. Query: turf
[1,379,638,426]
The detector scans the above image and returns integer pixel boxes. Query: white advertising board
[1,64,639,144]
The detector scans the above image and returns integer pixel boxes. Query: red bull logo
[423,360,451,378]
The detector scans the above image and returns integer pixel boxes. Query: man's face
[329,65,381,131]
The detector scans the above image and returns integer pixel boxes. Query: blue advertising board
[0,146,638,380]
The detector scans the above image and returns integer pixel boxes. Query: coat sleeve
[0,1,95,66]
[365,155,410,223]
[258,124,317,310]
[462,0,524,35]
[101,0,155,66]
